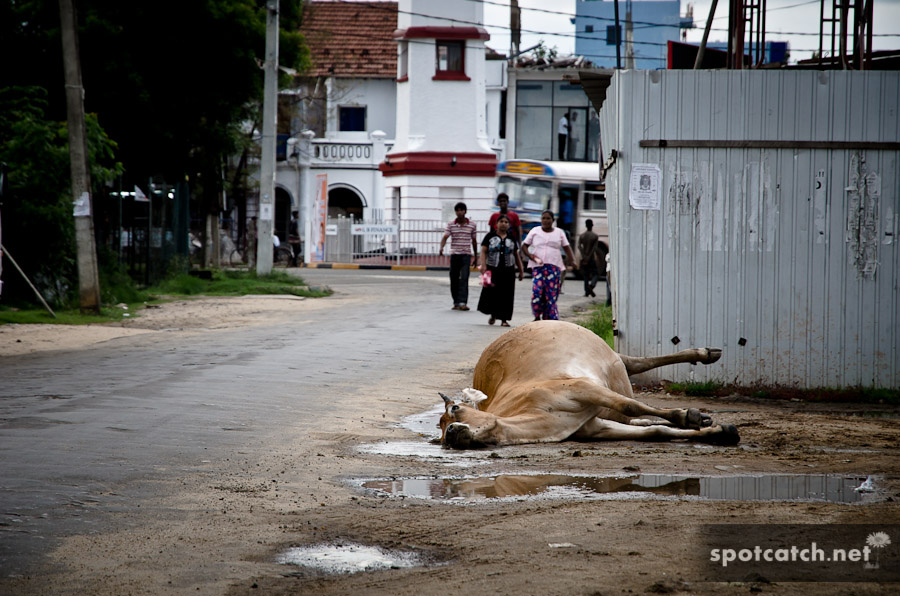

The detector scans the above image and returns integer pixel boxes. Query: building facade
[574,0,693,70]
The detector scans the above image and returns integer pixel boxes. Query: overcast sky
[481,0,900,64]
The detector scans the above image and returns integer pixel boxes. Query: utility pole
[694,0,719,69]
[614,0,622,69]
[256,0,278,274]
[510,0,521,59]
[59,0,101,312]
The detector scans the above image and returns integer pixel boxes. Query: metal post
[256,0,278,274]
[694,0,719,69]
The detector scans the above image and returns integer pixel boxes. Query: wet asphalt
[0,268,594,577]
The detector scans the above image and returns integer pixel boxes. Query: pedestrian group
[439,194,598,327]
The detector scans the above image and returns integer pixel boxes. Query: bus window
[520,179,552,212]
[496,175,523,207]
[583,181,606,211]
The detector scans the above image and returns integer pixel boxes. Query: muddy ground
[2,295,898,595]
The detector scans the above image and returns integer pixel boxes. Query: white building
[258,0,600,262]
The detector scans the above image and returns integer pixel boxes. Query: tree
[0,86,122,306]
[0,1,309,302]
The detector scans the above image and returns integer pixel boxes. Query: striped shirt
[444,218,478,255]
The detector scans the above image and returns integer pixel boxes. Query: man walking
[488,193,523,244]
[578,219,601,297]
[439,202,479,311]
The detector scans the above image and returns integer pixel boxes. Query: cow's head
[438,391,498,449]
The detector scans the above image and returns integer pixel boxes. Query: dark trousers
[449,254,471,306]
[582,259,599,295]
[558,134,567,160]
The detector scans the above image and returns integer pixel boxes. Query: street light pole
[256,0,279,274]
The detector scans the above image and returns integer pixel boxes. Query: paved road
[0,268,594,579]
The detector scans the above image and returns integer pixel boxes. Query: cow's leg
[565,379,712,430]
[577,418,739,445]
[618,348,722,376]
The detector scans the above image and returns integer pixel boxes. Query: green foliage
[577,304,614,348]
[665,381,722,397]
[0,86,122,307]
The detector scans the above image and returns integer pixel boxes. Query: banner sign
[351,224,398,236]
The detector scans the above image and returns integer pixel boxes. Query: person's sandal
[459,305,470,311]
[501,321,510,327]
[488,317,495,325]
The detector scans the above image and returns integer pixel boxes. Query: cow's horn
[439,392,453,404]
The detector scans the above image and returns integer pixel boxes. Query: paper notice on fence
[629,164,661,210]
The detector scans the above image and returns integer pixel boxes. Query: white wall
[324,78,396,138]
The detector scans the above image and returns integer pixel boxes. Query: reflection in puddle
[276,543,424,574]
[360,474,873,504]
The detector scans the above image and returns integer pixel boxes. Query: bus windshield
[497,175,552,212]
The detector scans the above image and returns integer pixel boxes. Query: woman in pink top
[521,210,576,321]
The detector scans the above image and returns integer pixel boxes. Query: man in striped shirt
[439,202,479,311]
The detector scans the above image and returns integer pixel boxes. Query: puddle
[358,473,876,504]
[276,543,425,574]
[359,405,493,465]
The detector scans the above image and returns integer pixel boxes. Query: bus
[494,159,608,261]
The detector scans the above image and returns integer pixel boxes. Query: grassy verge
[576,303,614,348]
[663,380,900,405]
[0,270,330,326]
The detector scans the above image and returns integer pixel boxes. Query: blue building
[574,0,693,70]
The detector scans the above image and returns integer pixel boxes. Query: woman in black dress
[477,214,525,327]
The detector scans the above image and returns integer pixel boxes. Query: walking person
[578,219,601,297]
[488,192,523,244]
[439,202,479,311]
[521,210,576,321]
[477,214,524,327]
[288,210,302,267]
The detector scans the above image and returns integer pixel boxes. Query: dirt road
[1,270,898,595]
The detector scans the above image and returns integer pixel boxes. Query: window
[606,25,621,46]
[585,25,594,33]
[397,41,409,81]
[338,106,366,132]
[583,182,607,211]
[434,40,468,80]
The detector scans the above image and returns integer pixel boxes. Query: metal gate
[325,212,489,268]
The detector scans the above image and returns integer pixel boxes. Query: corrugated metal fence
[599,70,899,389]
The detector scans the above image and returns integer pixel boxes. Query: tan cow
[439,320,739,449]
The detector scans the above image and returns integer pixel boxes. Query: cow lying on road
[439,320,739,449]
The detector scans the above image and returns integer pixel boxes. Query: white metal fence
[324,213,490,268]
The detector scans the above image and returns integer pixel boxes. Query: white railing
[310,140,393,168]
[325,215,490,268]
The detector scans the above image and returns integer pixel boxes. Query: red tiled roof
[300,1,398,78]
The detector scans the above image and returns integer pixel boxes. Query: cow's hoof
[705,424,740,446]
[685,408,712,430]
[701,348,722,365]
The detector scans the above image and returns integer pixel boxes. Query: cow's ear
[461,388,488,407]
[439,392,453,405]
